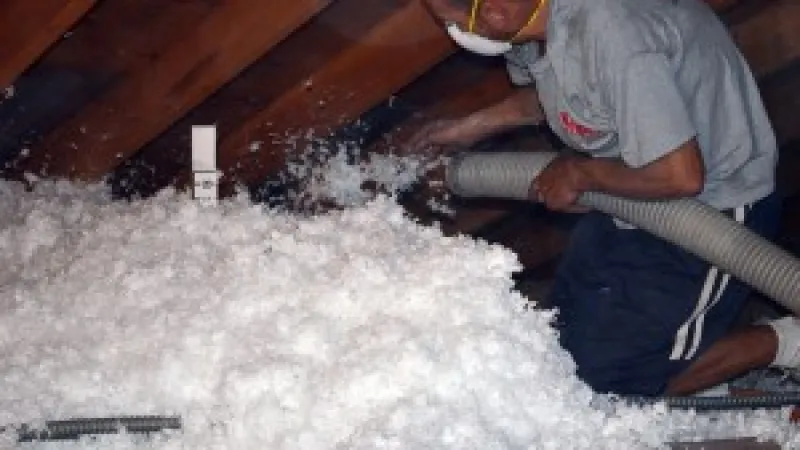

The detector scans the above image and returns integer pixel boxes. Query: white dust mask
[445,23,513,56]
[444,0,546,56]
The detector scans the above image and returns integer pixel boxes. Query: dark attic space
[1,0,800,448]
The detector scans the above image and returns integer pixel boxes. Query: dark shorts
[548,193,784,396]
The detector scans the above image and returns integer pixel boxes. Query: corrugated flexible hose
[6,397,800,443]
[446,151,800,316]
[4,416,181,442]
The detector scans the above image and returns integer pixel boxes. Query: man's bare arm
[575,138,705,199]
[406,87,544,151]
[532,138,705,211]
[458,87,545,139]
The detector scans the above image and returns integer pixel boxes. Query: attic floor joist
[18,0,334,181]
[0,0,97,89]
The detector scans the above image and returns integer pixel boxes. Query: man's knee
[559,329,677,396]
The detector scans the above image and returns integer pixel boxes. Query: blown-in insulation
[1,151,798,448]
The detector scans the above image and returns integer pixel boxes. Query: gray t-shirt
[505,0,776,209]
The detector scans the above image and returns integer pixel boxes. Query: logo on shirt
[559,111,599,138]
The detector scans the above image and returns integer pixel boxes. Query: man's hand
[528,140,705,212]
[529,156,590,213]
[404,118,481,156]
[401,89,544,156]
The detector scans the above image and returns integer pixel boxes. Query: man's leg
[668,316,800,395]
[549,211,714,396]
[665,325,777,395]
[667,193,789,395]
[550,194,785,396]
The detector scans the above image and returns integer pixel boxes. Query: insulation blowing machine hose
[446,151,800,316]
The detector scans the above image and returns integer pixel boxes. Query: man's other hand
[403,119,480,155]
[529,156,590,213]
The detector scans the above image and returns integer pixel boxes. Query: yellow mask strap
[513,0,547,39]
[468,0,481,33]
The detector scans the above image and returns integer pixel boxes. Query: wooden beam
[216,0,456,187]
[0,0,217,184]
[732,0,800,78]
[732,0,800,194]
[374,60,515,151]
[0,0,97,88]
[40,0,219,76]
[727,0,800,124]
[108,0,404,198]
[761,62,800,145]
[20,0,334,181]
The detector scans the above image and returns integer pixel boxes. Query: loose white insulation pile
[1,152,799,449]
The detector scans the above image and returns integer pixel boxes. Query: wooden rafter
[41,0,219,76]
[732,0,800,78]
[372,58,515,152]
[214,0,456,188]
[734,0,800,148]
[762,66,800,146]
[19,0,334,181]
[0,0,97,88]
[109,0,405,197]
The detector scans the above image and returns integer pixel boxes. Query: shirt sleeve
[504,42,541,87]
[611,52,697,168]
